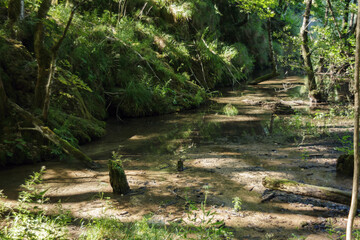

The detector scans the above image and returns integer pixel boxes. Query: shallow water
[0,76,354,239]
[81,89,270,160]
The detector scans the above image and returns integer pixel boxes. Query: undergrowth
[0,168,232,240]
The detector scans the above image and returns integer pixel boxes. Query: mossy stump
[108,159,130,194]
[177,159,184,171]
[336,154,353,177]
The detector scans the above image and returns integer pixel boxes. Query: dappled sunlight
[206,113,262,121]
[258,76,305,85]
[0,76,356,239]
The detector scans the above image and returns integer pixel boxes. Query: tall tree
[34,0,78,121]
[300,0,317,92]
[7,0,24,33]
[8,0,20,23]
[346,1,360,238]
[267,18,278,75]
[0,75,7,120]
[34,0,52,111]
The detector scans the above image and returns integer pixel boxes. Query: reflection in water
[81,96,268,160]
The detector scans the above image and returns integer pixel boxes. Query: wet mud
[0,76,357,239]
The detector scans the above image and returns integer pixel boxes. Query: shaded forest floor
[0,76,358,239]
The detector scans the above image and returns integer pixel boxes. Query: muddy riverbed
[0,76,358,239]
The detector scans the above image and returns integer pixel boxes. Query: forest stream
[0,76,357,239]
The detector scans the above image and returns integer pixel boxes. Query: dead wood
[8,99,95,168]
[262,176,357,206]
[249,72,280,85]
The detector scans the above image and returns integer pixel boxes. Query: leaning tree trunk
[300,0,317,92]
[108,160,130,194]
[8,99,95,168]
[0,76,7,120]
[346,1,360,238]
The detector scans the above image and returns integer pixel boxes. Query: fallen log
[8,99,95,168]
[262,176,357,206]
[248,72,280,85]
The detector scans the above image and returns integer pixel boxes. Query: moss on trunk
[108,159,130,194]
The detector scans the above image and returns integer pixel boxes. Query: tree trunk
[343,0,351,31]
[8,0,20,22]
[300,0,317,92]
[7,0,21,34]
[34,0,78,121]
[346,1,360,238]
[249,72,280,85]
[262,177,357,206]
[108,160,130,194]
[34,0,52,111]
[0,76,7,120]
[267,18,277,75]
[42,56,56,121]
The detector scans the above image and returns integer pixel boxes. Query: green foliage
[46,0,259,117]
[18,166,48,204]
[0,0,8,8]
[232,197,242,212]
[269,111,322,144]
[182,185,232,239]
[0,163,233,240]
[117,79,155,117]
[1,137,38,166]
[56,62,92,93]
[233,0,278,18]
[109,151,129,169]
[1,0,277,167]
[79,186,232,239]
[48,109,106,144]
[0,190,8,215]
[0,167,71,240]
[335,135,353,155]
[222,103,238,116]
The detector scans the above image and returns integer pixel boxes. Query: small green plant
[265,233,275,240]
[301,151,309,161]
[335,135,353,155]
[182,185,232,239]
[313,111,330,135]
[3,138,31,160]
[0,189,7,215]
[232,196,242,212]
[18,166,48,204]
[288,234,306,240]
[1,167,70,240]
[111,151,127,166]
[222,103,238,116]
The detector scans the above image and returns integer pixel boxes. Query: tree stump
[336,154,353,177]
[108,159,130,194]
[177,159,184,171]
